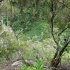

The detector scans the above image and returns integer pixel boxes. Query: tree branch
[57,0,70,9]
[59,37,70,56]
[50,1,59,59]
[58,26,69,36]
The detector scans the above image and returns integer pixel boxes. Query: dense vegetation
[0,0,70,70]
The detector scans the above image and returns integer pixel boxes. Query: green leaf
[47,0,50,2]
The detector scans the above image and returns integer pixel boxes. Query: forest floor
[0,60,23,70]
[0,60,70,70]
[55,63,70,70]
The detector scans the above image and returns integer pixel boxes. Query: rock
[11,61,23,70]
[25,59,36,66]
[11,61,22,66]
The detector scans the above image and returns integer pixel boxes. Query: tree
[1,0,70,69]
[46,0,70,69]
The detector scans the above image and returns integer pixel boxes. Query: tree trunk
[51,38,70,70]
[51,56,61,70]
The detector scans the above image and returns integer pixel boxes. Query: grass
[19,59,45,70]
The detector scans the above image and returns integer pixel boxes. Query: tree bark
[51,37,70,70]
[50,0,70,69]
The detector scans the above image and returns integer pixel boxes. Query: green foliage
[12,20,24,31]
[0,24,18,60]
[19,60,45,70]
[12,17,32,32]
[47,0,51,3]
[62,51,70,63]
[0,22,2,32]
[25,21,50,41]
[0,47,16,60]
[0,0,70,67]
[34,59,45,70]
